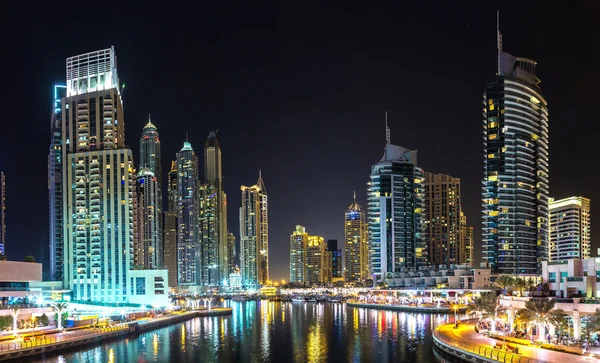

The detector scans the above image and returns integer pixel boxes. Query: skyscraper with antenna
[482,14,549,274]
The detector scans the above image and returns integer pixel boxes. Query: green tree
[494,275,515,295]
[513,278,528,297]
[467,291,497,320]
[0,316,11,331]
[52,302,68,329]
[547,309,569,337]
[517,298,556,338]
[23,255,35,263]
[38,313,49,327]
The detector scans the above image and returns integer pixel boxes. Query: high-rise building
[367,123,425,283]
[306,235,331,284]
[290,225,308,283]
[62,47,135,302]
[0,172,5,255]
[482,39,549,274]
[327,239,342,279]
[48,85,66,278]
[198,183,219,286]
[176,141,200,286]
[135,169,163,269]
[203,131,228,285]
[163,211,178,288]
[460,212,474,267]
[167,161,178,212]
[549,197,591,261]
[424,172,462,267]
[239,172,268,288]
[227,231,236,273]
[345,193,368,281]
[139,116,162,199]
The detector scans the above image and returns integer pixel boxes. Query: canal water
[30,301,457,362]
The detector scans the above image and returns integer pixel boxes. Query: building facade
[227,232,236,274]
[135,169,163,269]
[482,48,550,274]
[460,212,474,267]
[163,211,178,288]
[327,239,342,279]
[61,47,136,303]
[0,172,4,256]
[239,172,268,288]
[48,85,66,278]
[549,197,591,261]
[198,183,219,286]
[368,126,425,283]
[424,172,461,267]
[167,161,178,212]
[289,225,308,283]
[139,116,162,208]
[306,235,331,284]
[345,193,368,282]
[176,141,199,286]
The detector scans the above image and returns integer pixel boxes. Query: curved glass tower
[139,116,162,210]
[482,51,549,275]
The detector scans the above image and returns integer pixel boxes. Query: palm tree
[52,302,68,330]
[494,275,515,295]
[467,291,497,320]
[517,298,556,340]
[9,308,19,336]
[547,308,569,338]
[513,278,528,297]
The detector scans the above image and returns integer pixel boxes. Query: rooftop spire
[497,10,502,75]
[353,191,356,203]
[385,111,390,145]
[143,113,157,130]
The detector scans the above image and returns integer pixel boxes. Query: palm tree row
[494,275,538,296]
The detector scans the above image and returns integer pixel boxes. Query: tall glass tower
[135,169,163,269]
[239,171,268,288]
[344,192,367,282]
[367,123,425,283]
[482,44,549,274]
[139,116,162,208]
[176,141,199,286]
[61,47,135,303]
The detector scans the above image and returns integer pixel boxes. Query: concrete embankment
[0,308,232,362]
[346,302,468,314]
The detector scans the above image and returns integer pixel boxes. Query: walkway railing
[433,325,546,363]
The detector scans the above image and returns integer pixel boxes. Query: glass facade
[176,142,199,286]
[344,194,368,282]
[135,169,163,269]
[549,196,591,261]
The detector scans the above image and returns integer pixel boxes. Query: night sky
[2,2,598,281]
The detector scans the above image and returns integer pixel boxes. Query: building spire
[353,191,356,203]
[497,10,502,75]
[186,132,189,143]
[385,111,390,145]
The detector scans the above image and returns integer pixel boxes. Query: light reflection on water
[29,302,459,363]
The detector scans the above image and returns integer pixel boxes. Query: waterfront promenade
[434,321,600,363]
[347,301,468,314]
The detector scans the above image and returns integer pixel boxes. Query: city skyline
[1,3,598,282]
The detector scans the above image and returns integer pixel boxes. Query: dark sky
[2,2,599,281]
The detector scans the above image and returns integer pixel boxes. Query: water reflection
[33,302,454,363]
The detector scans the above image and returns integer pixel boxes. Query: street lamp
[453,305,458,323]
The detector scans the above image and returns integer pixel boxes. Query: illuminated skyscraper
[0,172,5,255]
[198,183,219,285]
[167,161,178,212]
[368,122,425,283]
[139,116,162,196]
[345,193,367,282]
[135,169,162,269]
[176,141,200,286]
[227,232,236,273]
[460,212,474,267]
[549,197,591,261]
[48,84,66,278]
[163,211,178,288]
[327,239,342,279]
[306,235,331,284]
[203,131,228,285]
[239,172,268,288]
[289,225,308,283]
[61,47,135,302]
[482,38,549,274]
[424,172,461,267]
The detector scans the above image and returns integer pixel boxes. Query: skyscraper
[239,172,268,288]
[482,37,549,274]
[549,197,591,261]
[0,172,5,255]
[139,116,162,196]
[62,47,135,302]
[327,239,342,279]
[167,161,178,212]
[48,84,66,279]
[460,212,474,267]
[344,193,368,282]
[227,232,236,274]
[424,172,462,267]
[306,235,331,284]
[198,183,219,286]
[163,210,178,288]
[368,122,425,283]
[176,141,200,286]
[135,169,163,269]
[290,225,308,283]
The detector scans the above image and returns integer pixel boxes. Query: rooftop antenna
[353,191,356,204]
[186,132,189,143]
[497,10,502,75]
[385,111,390,145]
[148,113,151,123]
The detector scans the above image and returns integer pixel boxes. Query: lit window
[488,153,496,159]
[489,134,497,140]
[488,121,497,128]
[489,104,495,111]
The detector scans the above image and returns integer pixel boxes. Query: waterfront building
[127,269,169,307]
[289,225,308,283]
[198,183,219,286]
[345,193,368,282]
[549,197,591,261]
[227,232,236,274]
[61,47,137,303]
[135,169,163,269]
[239,172,268,288]
[48,85,66,278]
[424,172,461,267]
[176,141,200,286]
[306,235,331,284]
[460,212,474,267]
[482,40,550,274]
[0,172,4,256]
[203,131,228,285]
[163,211,178,288]
[382,264,493,290]
[167,161,178,212]
[327,239,342,279]
[368,122,425,283]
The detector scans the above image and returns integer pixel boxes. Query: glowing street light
[10,308,20,337]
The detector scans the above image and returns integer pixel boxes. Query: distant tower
[327,240,342,279]
[460,212,474,267]
[139,115,162,209]
[176,141,200,286]
[167,161,178,212]
[306,235,331,284]
[0,172,5,255]
[345,192,368,282]
[482,27,549,274]
[163,210,178,288]
[290,225,308,283]
[135,169,163,269]
[239,171,268,288]
[368,118,425,283]
[549,197,591,261]
[227,232,236,273]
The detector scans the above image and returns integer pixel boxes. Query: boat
[306,297,317,303]
[232,295,247,302]
[291,297,305,302]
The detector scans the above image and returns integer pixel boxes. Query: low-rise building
[383,264,495,290]
[127,269,169,307]
[542,258,600,298]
